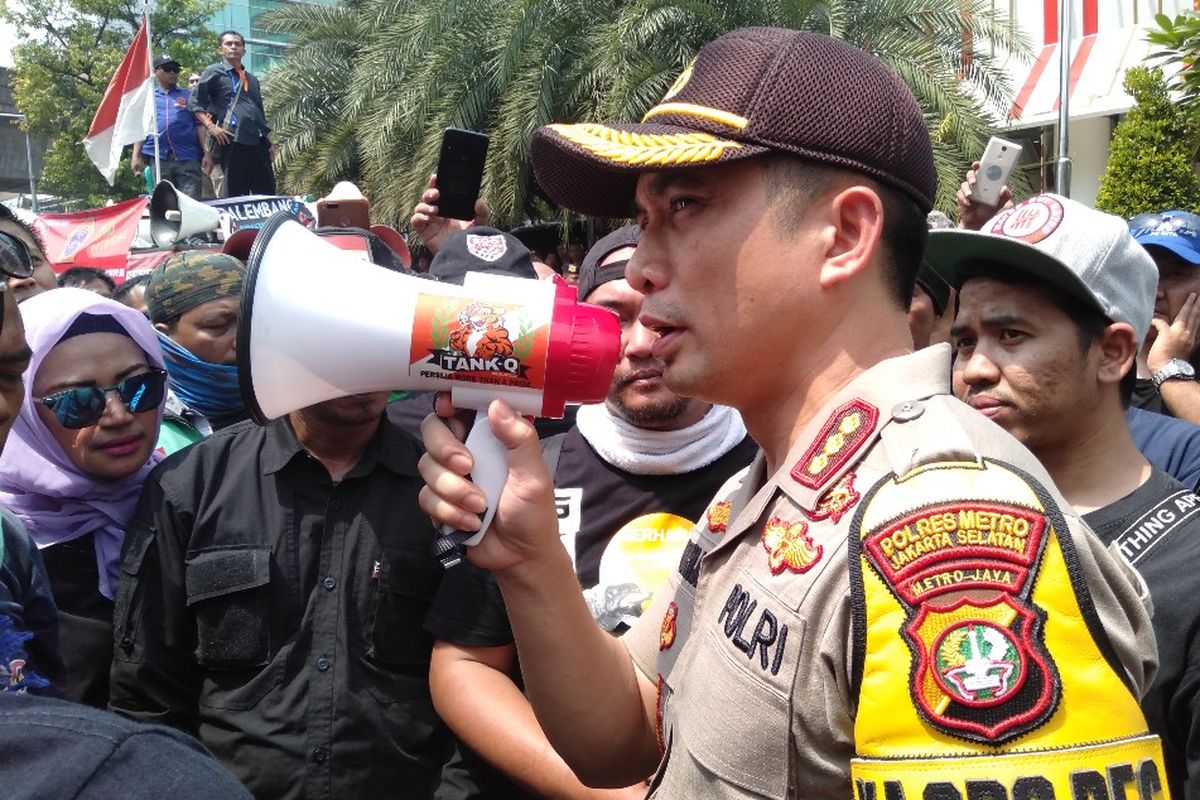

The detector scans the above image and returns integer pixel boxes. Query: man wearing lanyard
[190,31,276,197]
[131,55,207,200]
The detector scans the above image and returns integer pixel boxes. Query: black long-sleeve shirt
[109,417,451,800]
[189,60,270,146]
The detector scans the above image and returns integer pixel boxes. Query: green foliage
[1147,11,1200,109]
[1095,66,1200,219]
[2,0,220,208]
[262,0,1029,228]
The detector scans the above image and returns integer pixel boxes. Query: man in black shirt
[425,226,757,798]
[927,193,1200,800]
[108,391,451,799]
[190,30,275,197]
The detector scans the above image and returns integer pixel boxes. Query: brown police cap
[531,27,936,218]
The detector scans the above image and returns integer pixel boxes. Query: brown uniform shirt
[626,345,1157,799]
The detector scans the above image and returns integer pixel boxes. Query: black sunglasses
[160,64,181,73]
[0,231,34,280]
[39,368,167,429]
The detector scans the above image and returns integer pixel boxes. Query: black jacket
[109,416,451,800]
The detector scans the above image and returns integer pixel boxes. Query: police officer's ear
[1096,322,1139,389]
[817,184,885,292]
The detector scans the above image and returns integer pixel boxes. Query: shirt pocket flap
[185,546,271,605]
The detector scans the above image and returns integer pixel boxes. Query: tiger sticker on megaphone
[238,216,621,565]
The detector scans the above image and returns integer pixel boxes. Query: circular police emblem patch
[932,619,1025,707]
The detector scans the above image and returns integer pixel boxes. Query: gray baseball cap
[924,193,1158,342]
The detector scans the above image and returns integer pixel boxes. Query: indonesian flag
[82,18,154,185]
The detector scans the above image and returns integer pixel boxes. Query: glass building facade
[208,0,334,73]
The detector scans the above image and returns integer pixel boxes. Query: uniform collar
[719,345,952,544]
[776,345,951,508]
[261,416,422,479]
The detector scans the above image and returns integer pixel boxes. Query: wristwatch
[1151,358,1197,389]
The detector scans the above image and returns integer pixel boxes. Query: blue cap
[1128,210,1200,266]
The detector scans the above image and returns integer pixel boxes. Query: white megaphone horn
[149,181,221,246]
[238,214,622,563]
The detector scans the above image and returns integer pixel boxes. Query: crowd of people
[135,30,275,201]
[2,22,1200,800]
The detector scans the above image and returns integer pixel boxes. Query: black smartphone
[436,128,489,221]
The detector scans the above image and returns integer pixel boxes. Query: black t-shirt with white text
[1084,469,1200,800]
[426,427,758,644]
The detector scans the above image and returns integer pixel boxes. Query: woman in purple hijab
[0,287,166,706]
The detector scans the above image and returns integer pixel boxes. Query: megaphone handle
[434,409,508,567]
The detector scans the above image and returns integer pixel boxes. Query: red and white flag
[82,18,154,185]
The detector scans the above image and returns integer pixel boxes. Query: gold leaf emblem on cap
[548,123,741,167]
[661,58,695,102]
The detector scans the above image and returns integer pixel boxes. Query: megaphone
[149,181,221,247]
[239,214,622,562]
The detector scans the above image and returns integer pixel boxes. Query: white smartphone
[970,137,1022,207]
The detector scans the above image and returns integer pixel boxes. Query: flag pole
[145,8,160,187]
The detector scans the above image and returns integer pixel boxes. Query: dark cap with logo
[531,27,936,219]
[430,227,538,287]
[577,224,641,300]
[153,54,180,70]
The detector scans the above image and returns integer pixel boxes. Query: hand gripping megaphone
[238,214,622,564]
[149,181,222,247]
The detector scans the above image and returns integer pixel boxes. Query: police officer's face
[950,277,1110,453]
[627,159,819,410]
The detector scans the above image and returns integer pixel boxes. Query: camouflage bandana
[146,250,245,324]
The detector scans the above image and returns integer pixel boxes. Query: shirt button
[323,576,336,591]
[316,656,330,672]
[312,746,327,764]
[891,400,925,422]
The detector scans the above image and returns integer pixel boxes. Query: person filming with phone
[190,31,275,197]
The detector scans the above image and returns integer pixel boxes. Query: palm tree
[263,0,1027,226]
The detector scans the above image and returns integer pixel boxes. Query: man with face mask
[144,251,246,451]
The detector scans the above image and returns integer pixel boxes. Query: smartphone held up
[968,137,1022,208]
[436,128,490,220]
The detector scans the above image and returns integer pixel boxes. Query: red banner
[35,196,150,274]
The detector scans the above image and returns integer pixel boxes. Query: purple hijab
[0,288,166,599]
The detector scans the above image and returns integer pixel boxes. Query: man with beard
[425,225,756,799]
[110,306,452,795]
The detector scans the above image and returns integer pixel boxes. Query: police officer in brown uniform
[418,28,1168,799]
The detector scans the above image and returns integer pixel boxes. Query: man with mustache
[426,225,756,799]
[928,193,1200,800]
[416,28,1167,799]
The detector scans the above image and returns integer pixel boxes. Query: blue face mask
[156,332,244,422]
